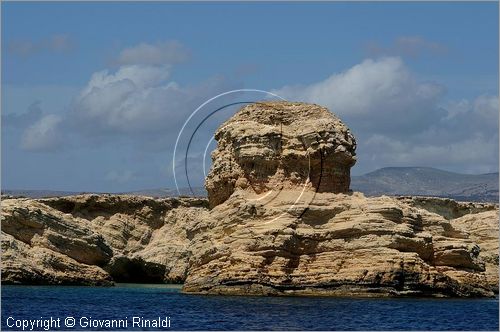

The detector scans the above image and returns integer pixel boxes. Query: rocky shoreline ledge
[2,102,498,297]
[1,193,498,297]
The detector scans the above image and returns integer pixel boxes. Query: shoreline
[2,283,499,301]
[2,193,498,297]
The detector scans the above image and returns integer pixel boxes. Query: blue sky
[2,2,499,192]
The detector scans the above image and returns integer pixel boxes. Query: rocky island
[2,102,498,297]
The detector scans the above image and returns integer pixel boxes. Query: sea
[1,284,499,331]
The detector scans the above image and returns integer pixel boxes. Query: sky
[2,2,499,192]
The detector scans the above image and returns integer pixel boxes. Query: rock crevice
[1,102,498,297]
[205,102,357,208]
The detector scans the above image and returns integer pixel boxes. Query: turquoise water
[2,284,498,330]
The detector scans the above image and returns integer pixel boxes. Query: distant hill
[1,187,207,199]
[351,167,498,203]
[1,189,85,198]
[3,167,498,203]
[127,187,207,198]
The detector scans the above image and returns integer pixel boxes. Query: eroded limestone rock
[205,102,357,208]
[182,191,497,297]
[1,102,498,298]
[183,102,499,297]
[1,195,208,285]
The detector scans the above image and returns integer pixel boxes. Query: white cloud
[275,57,443,116]
[70,63,227,135]
[21,114,63,151]
[443,99,470,120]
[362,133,498,174]
[3,101,43,128]
[15,46,497,175]
[274,57,445,134]
[473,95,498,122]
[357,92,499,173]
[365,36,447,58]
[275,57,498,174]
[11,41,232,156]
[115,41,189,66]
[81,64,171,94]
[72,64,173,133]
[444,95,498,122]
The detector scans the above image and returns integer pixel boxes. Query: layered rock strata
[182,191,498,297]
[1,193,498,296]
[2,102,498,297]
[205,102,357,208]
[185,102,499,297]
[1,195,208,285]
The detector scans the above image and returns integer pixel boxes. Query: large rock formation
[1,198,113,285]
[1,195,208,285]
[206,102,357,208]
[452,210,499,292]
[1,193,498,296]
[183,190,498,297]
[1,102,498,297]
[184,102,499,297]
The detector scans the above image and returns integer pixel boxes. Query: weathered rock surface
[396,196,496,220]
[1,192,498,296]
[205,102,357,208]
[184,101,499,297]
[2,231,113,286]
[452,210,499,292]
[182,191,498,297]
[1,198,113,285]
[1,195,208,285]
[2,102,498,297]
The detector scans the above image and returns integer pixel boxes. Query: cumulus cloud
[473,95,499,123]
[21,114,63,151]
[274,57,498,174]
[10,40,265,158]
[69,63,229,137]
[362,133,498,174]
[375,94,498,173]
[427,95,500,145]
[365,36,447,58]
[16,43,497,175]
[114,41,190,66]
[275,57,446,135]
[8,34,74,57]
[13,40,234,156]
[3,101,43,128]
[71,64,172,133]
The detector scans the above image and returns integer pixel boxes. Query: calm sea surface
[2,284,498,331]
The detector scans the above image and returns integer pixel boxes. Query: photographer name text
[6,316,171,330]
